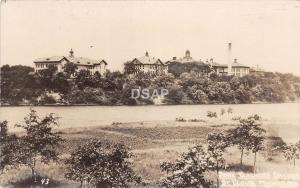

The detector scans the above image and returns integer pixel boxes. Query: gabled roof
[211,62,227,68]
[166,59,209,67]
[67,57,106,66]
[231,62,250,68]
[210,62,249,68]
[126,52,165,65]
[33,56,69,63]
[34,55,107,66]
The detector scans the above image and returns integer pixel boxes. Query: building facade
[34,49,107,75]
[166,50,250,77]
[124,52,168,75]
[166,50,211,77]
[209,58,250,77]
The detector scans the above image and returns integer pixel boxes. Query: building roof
[210,60,249,68]
[166,50,206,65]
[231,62,250,68]
[210,62,227,68]
[33,56,67,63]
[67,57,107,66]
[126,52,165,65]
[33,49,107,66]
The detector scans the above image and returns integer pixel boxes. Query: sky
[1,0,300,75]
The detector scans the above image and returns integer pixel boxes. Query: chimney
[227,43,232,75]
[173,57,177,60]
[210,58,213,67]
[69,48,74,58]
[145,51,149,57]
[234,58,238,63]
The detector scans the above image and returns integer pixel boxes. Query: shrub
[65,140,141,188]
[160,145,213,188]
[207,111,217,118]
[227,115,265,168]
[283,144,299,167]
[0,109,64,187]
[175,117,187,122]
[263,136,286,161]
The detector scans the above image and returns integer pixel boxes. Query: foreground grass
[0,120,299,187]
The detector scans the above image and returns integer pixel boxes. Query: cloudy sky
[1,0,300,75]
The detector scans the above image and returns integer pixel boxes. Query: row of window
[36,63,58,68]
[36,63,103,70]
[232,68,249,73]
[132,65,167,70]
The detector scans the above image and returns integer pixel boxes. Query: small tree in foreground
[160,145,213,188]
[0,109,64,187]
[0,121,8,142]
[0,120,9,173]
[247,122,266,173]
[220,108,226,116]
[207,132,228,188]
[227,114,265,168]
[65,140,140,188]
[283,144,299,167]
[227,107,233,116]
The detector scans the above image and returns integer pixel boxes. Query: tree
[152,74,175,88]
[283,144,299,167]
[65,140,140,188]
[227,115,264,167]
[207,132,228,188]
[160,145,212,188]
[247,119,266,173]
[296,140,300,151]
[0,65,35,104]
[0,132,19,174]
[1,109,64,187]
[63,62,78,77]
[163,85,185,104]
[0,121,9,173]
[75,70,94,90]
[52,72,70,94]
[38,65,58,90]
[0,121,8,143]
[227,107,233,115]
[220,108,226,116]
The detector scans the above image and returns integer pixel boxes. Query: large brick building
[124,52,168,75]
[34,49,107,75]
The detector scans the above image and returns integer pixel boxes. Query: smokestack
[227,43,232,75]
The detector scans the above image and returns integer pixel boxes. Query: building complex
[34,49,107,75]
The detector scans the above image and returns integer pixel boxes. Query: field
[0,119,299,187]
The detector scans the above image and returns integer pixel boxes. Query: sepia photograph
[0,0,300,187]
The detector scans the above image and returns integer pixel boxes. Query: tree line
[1,63,300,105]
[1,110,299,187]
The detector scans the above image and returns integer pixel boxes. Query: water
[1,103,300,141]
